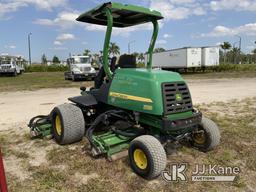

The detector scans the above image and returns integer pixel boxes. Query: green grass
[182,71,256,79]
[213,63,256,72]
[0,70,255,92]
[0,72,93,92]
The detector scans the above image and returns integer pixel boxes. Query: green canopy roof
[76,2,163,27]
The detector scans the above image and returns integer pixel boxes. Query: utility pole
[233,41,238,64]
[128,40,135,54]
[28,33,32,65]
[235,35,241,64]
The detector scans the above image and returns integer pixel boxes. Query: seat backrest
[110,56,117,72]
[117,54,136,68]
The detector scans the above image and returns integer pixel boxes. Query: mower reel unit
[34,2,221,179]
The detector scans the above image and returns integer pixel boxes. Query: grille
[162,82,192,115]
[80,67,91,72]
[1,66,11,69]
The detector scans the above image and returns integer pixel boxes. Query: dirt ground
[0,77,256,192]
[0,77,255,128]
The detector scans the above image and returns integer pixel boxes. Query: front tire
[191,117,220,152]
[129,135,167,180]
[13,70,17,77]
[51,104,85,145]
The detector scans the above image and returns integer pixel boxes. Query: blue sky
[0,0,256,62]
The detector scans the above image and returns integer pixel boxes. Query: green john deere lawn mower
[29,2,220,179]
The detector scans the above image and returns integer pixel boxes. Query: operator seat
[94,57,117,89]
[91,55,136,104]
[117,54,136,68]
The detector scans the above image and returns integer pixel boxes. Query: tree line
[41,54,61,65]
[41,41,256,66]
[40,42,169,65]
[220,42,256,64]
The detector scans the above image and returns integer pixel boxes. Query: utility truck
[0,55,25,76]
[64,55,96,81]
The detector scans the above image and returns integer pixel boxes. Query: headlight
[90,68,96,73]
[73,68,82,74]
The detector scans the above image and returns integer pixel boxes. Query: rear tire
[51,104,85,145]
[191,117,220,152]
[129,135,167,180]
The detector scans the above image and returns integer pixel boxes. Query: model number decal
[109,92,153,103]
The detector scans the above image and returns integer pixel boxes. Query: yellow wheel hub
[193,132,206,144]
[133,149,147,170]
[55,115,62,136]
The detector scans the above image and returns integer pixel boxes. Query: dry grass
[1,97,256,191]
[182,71,256,79]
[0,72,93,92]
[0,71,255,92]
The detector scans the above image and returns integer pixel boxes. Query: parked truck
[64,55,96,81]
[201,46,220,67]
[0,55,25,76]
[145,47,202,70]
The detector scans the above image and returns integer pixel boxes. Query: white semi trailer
[145,47,202,69]
[201,46,220,67]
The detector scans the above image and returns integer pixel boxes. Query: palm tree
[231,47,240,64]
[220,42,231,63]
[41,54,47,65]
[109,42,120,57]
[83,49,91,56]
[52,55,60,64]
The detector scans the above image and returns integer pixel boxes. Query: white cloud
[0,0,67,18]
[246,45,255,50]
[12,0,67,11]
[50,47,67,50]
[56,33,75,41]
[210,0,256,11]
[0,2,26,18]
[82,41,88,45]
[156,39,167,44]
[150,0,206,20]
[54,41,63,45]
[163,33,172,38]
[5,44,16,49]
[170,0,195,4]
[200,23,256,37]
[34,11,80,28]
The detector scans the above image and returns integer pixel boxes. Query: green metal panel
[77,2,162,78]
[76,2,163,27]
[93,132,132,157]
[108,68,185,115]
